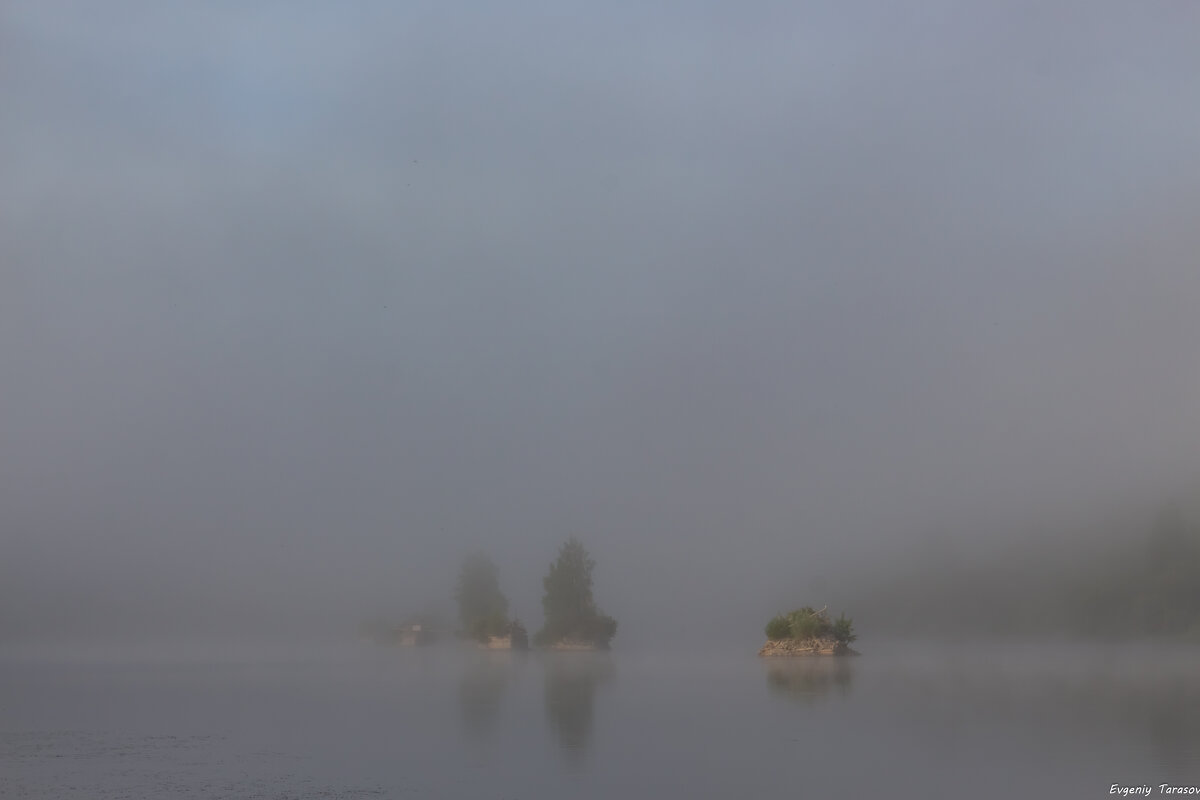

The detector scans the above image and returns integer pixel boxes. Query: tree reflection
[1146,687,1200,775]
[542,653,615,765]
[458,652,517,740]
[765,658,854,705]
[871,649,1200,775]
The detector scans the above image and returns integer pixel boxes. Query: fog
[4,2,1200,647]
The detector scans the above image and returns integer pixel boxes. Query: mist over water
[4,0,1200,795]
[5,0,1200,647]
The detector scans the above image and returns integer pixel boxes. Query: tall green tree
[455,554,510,640]
[536,538,617,647]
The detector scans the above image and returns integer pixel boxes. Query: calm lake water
[2,640,1198,798]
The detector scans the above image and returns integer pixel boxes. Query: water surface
[2,640,1197,798]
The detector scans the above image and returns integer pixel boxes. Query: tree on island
[534,538,617,648]
[765,606,856,646]
[455,554,511,641]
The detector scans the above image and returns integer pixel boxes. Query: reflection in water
[1145,679,1200,774]
[543,653,615,764]
[1050,673,1200,775]
[1062,672,1200,774]
[765,658,854,705]
[874,647,1200,776]
[458,652,519,740]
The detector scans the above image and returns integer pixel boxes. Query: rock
[757,636,859,657]
[543,638,602,651]
[481,635,513,649]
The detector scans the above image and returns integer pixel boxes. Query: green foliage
[788,607,829,640]
[533,611,619,649]
[578,613,618,645]
[508,619,529,650]
[765,615,791,640]
[456,554,510,637]
[831,613,857,644]
[468,611,511,643]
[536,538,618,648]
[765,606,856,644]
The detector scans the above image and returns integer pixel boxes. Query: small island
[759,606,859,656]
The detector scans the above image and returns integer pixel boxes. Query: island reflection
[542,652,615,764]
[869,650,1200,775]
[765,658,855,704]
[458,651,520,740]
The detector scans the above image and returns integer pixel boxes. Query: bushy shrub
[532,626,556,648]
[508,619,529,650]
[764,606,856,642]
[579,614,618,648]
[831,613,857,644]
[534,613,617,648]
[469,611,511,642]
[765,615,792,640]
[788,607,831,640]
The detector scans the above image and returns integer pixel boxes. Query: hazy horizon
[4,2,1200,647]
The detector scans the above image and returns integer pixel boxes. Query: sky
[3,1,1200,644]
